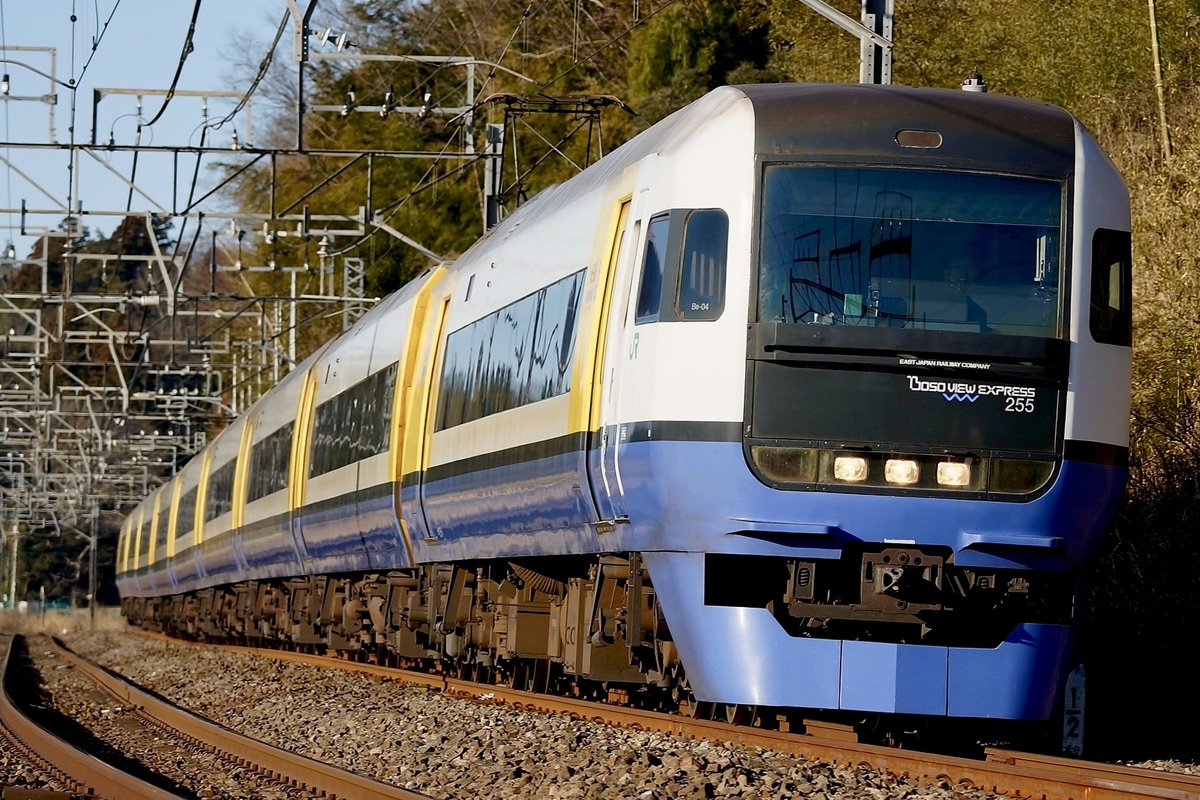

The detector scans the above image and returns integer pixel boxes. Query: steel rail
[987,749,1200,797]
[1,635,184,800]
[435,679,1198,800]
[47,637,434,800]
[174,636,1198,800]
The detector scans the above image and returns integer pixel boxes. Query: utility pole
[860,0,894,85]
[796,0,895,84]
[7,521,18,609]
[484,124,504,231]
[89,504,98,628]
[1148,0,1172,159]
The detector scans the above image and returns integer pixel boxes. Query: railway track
[3,633,436,800]
[126,631,1199,800]
[1,633,178,799]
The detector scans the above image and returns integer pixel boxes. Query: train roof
[737,82,1077,175]
[465,83,1080,262]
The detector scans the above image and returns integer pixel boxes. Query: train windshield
[758,166,1064,337]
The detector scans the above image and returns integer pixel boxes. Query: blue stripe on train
[644,549,1073,718]
[413,437,1123,571]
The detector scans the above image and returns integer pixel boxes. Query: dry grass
[0,607,126,635]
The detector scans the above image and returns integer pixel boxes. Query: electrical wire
[538,0,684,91]
[143,0,203,128]
[75,0,122,86]
[1,0,12,248]
[208,9,288,132]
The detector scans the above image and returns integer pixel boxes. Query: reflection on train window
[437,269,585,430]
[117,526,127,572]
[1089,228,1132,347]
[636,216,670,323]
[249,422,294,500]
[205,460,236,522]
[137,514,151,560]
[758,166,1064,337]
[175,485,198,543]
[154,500,170,556]
[676,209,728,320]
[310,363,398,478]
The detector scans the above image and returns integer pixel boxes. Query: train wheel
[722,704,758,726]
[668,666,711,719]
[505,661,528,690]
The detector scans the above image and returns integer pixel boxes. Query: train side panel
[416,189,606,562]
[196,418,250,589]
[170,450,208,594]
[295,276,434,574]
[119,83,1132,723]
[241,344,329,582]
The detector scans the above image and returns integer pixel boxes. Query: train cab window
[758,165,1064,337]
[1089,229,1132,347]
[675,209,728,320]
[635,215,670,323]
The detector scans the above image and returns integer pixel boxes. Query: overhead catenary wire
[208,8,288,133]
[142,0,203,128]
[75,0,123,86]
[537,0,684,92]
[1,0,12,247]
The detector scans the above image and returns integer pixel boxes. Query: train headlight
[751,446,819,483]
[936,461,972,487]
[884,458,920,486]
[833,455,869,483]
[989,458,1055,494]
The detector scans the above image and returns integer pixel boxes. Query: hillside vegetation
[221,0,1200,756]
[22,0,1189,755]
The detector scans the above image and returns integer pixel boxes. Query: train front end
[641,84,1131,719]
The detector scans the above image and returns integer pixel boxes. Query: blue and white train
[117,82,1132,723]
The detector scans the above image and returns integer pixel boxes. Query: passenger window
[676,209,728,320]
[635,215,670,324]
[1089,229,1132,347]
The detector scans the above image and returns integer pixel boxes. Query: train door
[588,156,658,521]
[289,370,319,572]
[391,267,447,560]
[407,274,454,547]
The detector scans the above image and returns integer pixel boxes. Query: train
[117,82,1132,724]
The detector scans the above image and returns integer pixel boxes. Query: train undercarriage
[125,554,683,707]
[122,547,1075,731]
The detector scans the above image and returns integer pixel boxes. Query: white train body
[119,84,1132,721]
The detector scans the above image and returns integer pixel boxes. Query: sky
[1,0,301,257]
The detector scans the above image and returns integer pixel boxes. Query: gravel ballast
[51,630,999,800]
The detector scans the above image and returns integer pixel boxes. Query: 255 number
[1005,397,1035,413]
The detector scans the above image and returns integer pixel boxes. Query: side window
[205,460,236,522]
[1089,229,1132,346]
[154,501,171,554]
[675,209,728,320]
[635,215,670,324]
[310,363,398,477]
[248,422,293,502]
[435,271,585,430]
[176,486,198,544]
[138,515,151,559]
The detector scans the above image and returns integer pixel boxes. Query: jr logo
[629,332,640,360]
